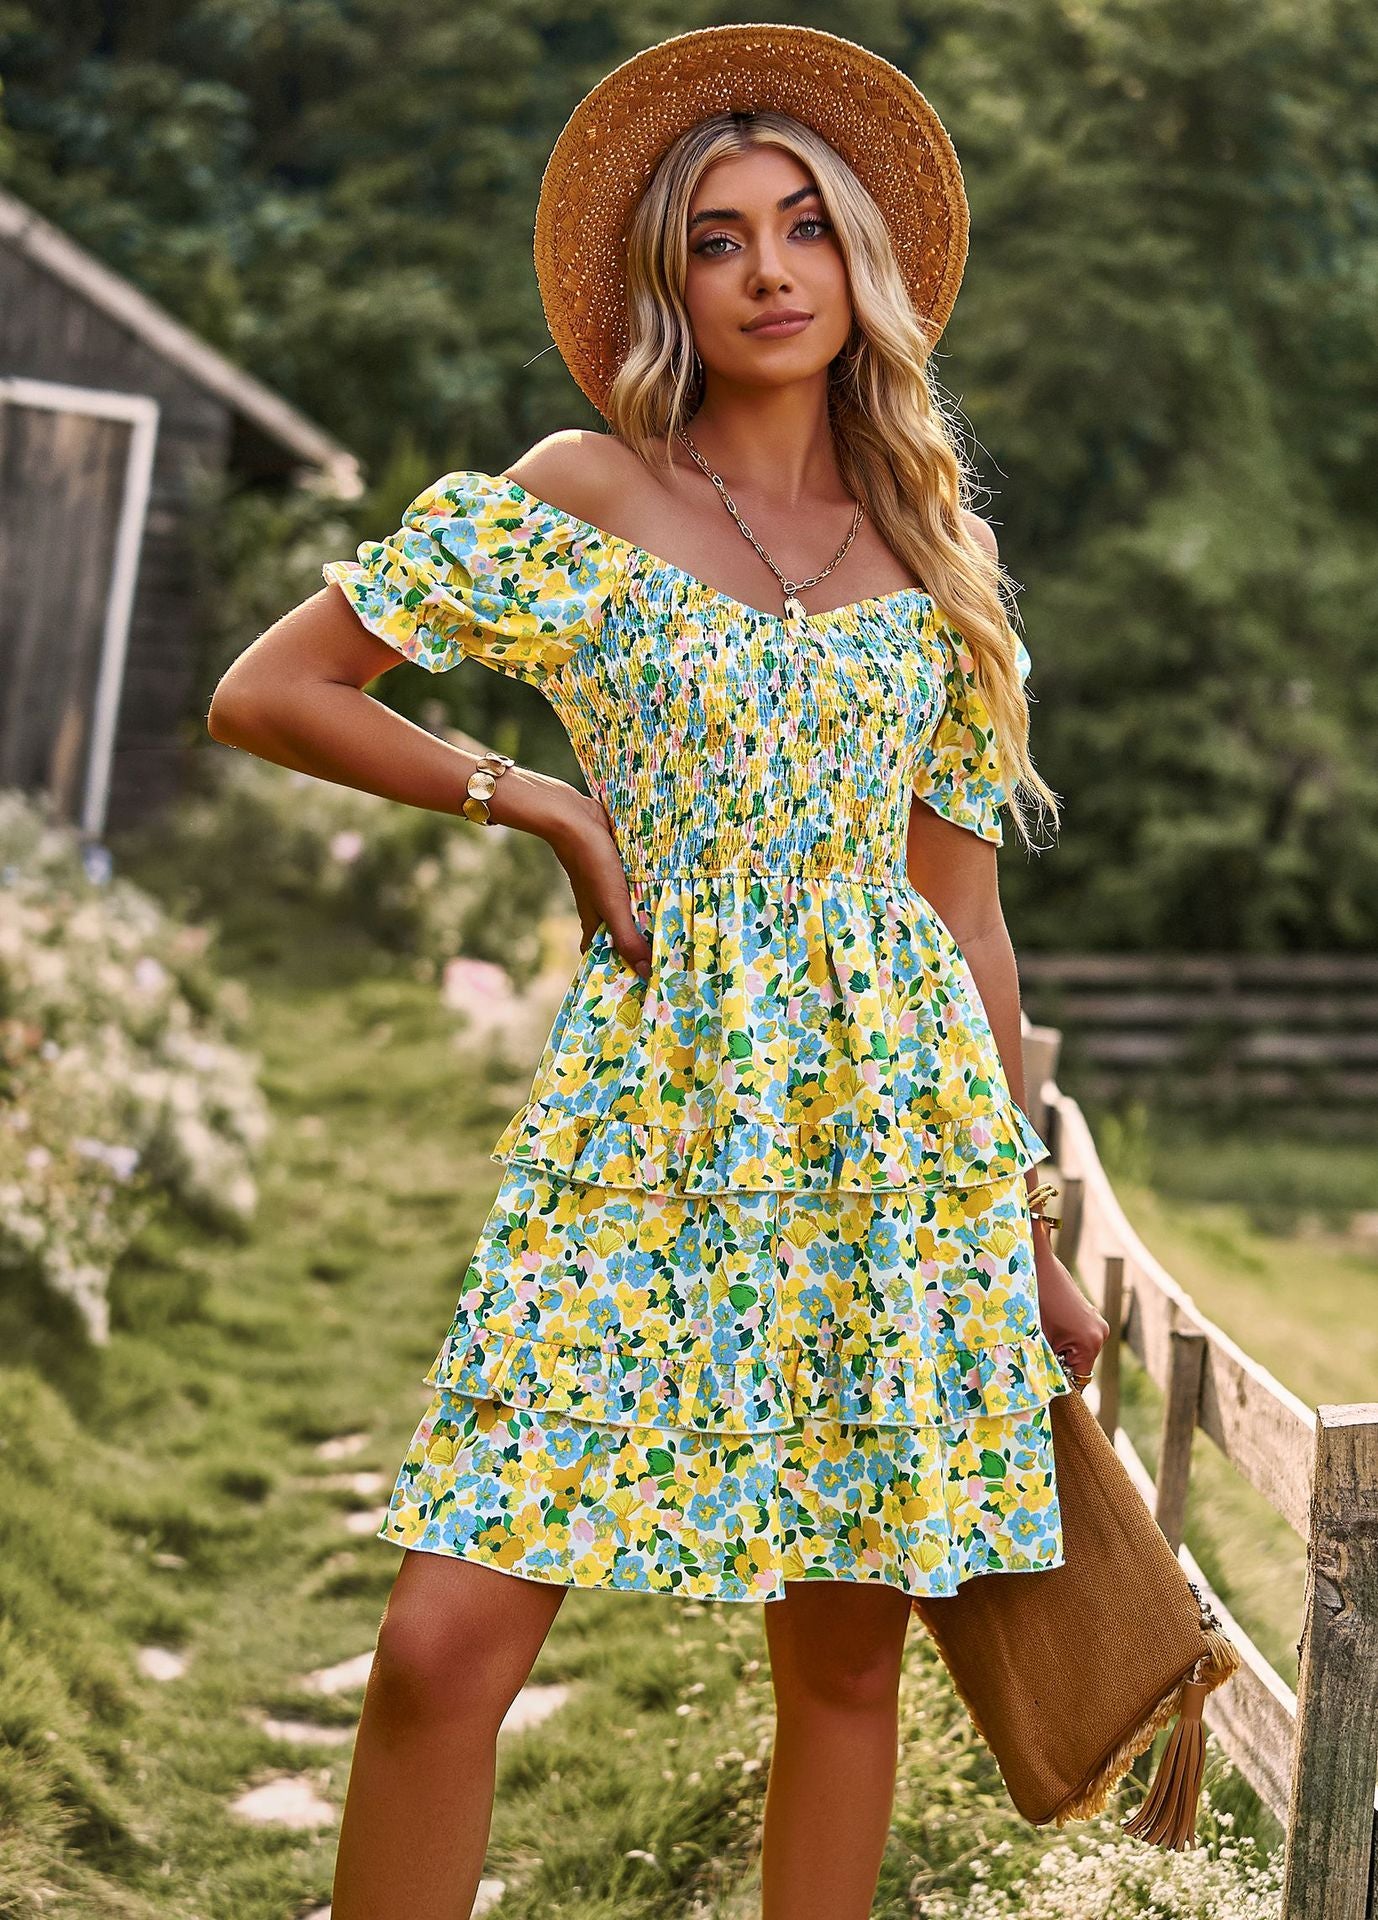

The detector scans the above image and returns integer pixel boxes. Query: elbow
[206,678,262,746]
[941,902,1010,955]
[908,874,1007,953]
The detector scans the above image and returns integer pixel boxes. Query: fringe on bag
[919,1590,1241,1852]
[1059,1620,1241,1848]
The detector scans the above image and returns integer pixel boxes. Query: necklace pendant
[783,593,807,625]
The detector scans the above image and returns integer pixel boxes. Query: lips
[744,309,812,332]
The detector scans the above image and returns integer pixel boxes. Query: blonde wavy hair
[606,108,1060,850]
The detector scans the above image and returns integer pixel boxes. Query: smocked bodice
[557,566,944,886]
[323,468,1050,1196]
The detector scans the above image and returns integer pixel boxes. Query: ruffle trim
[489,1090,1050,1193]
[422,1318,1074,1435]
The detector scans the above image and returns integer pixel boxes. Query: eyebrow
[687,183,822,231]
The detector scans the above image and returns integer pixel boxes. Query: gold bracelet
[1026,1178,1062,1231]
[461,750,516,826]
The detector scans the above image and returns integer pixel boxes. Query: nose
[751,230,792,291]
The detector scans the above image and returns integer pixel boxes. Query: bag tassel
[915,1582,1241,1849]
[1053,1619,1241,1841]
[1120,1675,1210,1848]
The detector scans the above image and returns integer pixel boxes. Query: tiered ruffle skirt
[377,875,1073,1603]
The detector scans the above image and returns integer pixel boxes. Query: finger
[603,904,653,980]
[616,940,653,981]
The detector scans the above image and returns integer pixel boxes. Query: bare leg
[330,1550,567,1920]
[758,1580,914,1920]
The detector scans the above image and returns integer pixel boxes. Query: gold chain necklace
[676,429,866,629]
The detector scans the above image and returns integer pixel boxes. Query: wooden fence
[1019,953,1378,1107]
[1022,1016,1378,1919]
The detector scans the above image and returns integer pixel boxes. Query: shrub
[146,749,560,988]
[0,790,270,1343]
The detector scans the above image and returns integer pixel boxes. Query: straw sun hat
[533,22,971,419]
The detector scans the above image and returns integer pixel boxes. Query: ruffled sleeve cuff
[323,468,619,690]
[911,624,1031,845]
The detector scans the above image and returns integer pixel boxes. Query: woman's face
[683,144,852,395]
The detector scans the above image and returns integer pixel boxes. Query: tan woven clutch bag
[910,1363,1241,1849]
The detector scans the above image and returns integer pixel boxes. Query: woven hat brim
[534,23,970,417]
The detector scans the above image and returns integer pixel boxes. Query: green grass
[1071,1098,1378,1856]
[2,938,793,1919]
[0,938,1309,1915]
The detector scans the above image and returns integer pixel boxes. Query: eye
[692,215,834,258]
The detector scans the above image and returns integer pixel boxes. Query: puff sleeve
[912,624,1031,846]
[322,469,618,690]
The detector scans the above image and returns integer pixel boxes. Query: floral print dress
[323,469,1072,1607]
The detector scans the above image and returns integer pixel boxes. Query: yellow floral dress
[323,468,1072,1606]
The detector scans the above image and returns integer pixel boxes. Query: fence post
[1056,1174,1084,1271]
[1021,1022,1061,1145]
[1095,1253,1125,1441]
[1155,1327,1205,1552]
[1281,1406,1378,1920]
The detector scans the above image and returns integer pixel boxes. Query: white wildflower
[132,954,170,994]
[329,829,365,865]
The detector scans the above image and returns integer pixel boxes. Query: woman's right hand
[1034,1244,1111,1384]
[544,791,653,977]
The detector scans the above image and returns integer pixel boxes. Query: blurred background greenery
[2,3,1374,1914]
[5,0,1376,951]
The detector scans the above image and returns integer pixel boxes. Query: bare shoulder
[501,430,643,530]
[962,509,1000,562]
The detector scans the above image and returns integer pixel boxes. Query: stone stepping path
[135,1645,188,1681]
[224,1429,567,1915]
[497,1682,569,1734]
[302,1646,569,1736]
[256,1714,354,1748]
[305,1649,377,1696]
[230,1771,335,1828]
[342,1505,389,1535]
[301,1470,389,1497]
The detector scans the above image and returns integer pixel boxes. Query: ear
[961,510,1000,564]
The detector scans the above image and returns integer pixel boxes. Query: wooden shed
[0,186,360,836]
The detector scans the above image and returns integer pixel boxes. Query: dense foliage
[0,790,269,1343]
[136,747,564,990]
[3,0,1375,949]
[0,762,561,1344]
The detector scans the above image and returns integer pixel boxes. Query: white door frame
[0,375,160,837]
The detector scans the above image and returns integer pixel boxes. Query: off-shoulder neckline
[491,472,937,631]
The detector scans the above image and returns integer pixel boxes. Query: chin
[724,349,837,385]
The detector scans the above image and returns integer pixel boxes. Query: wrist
[1031,1223,1062,1270]
[538,787,608,858]
[479,761,578,840]
[1024,1172,1063,1267]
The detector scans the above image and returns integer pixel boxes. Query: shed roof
[0,185,361,497]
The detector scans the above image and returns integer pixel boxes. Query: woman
[209,25,1108,1920]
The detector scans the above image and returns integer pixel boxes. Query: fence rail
[1020,954,1378,1105]
[1021,1018,1378,1920]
